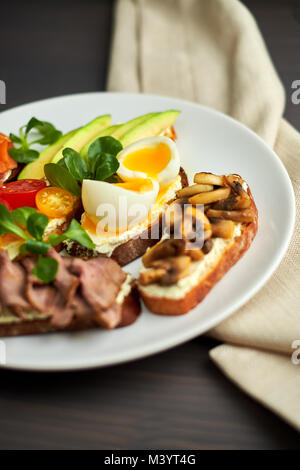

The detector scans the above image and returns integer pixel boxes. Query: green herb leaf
[36,129,62,146]
[25,117,43,135]
[44,163,81,197]
[8,148,39,163]
[20,239,50,255]
[60,148,90,182]
[49,219,95,250]
[32,255,58,283]
[9,133,22,144]
[0,204,29,240]
[87,136,122,176]
[94,153,120,181]
[26,212,49,241]
[11,207,37,226]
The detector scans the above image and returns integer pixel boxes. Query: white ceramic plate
[0,92,295,371]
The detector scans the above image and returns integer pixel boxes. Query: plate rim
[0,91,295,372]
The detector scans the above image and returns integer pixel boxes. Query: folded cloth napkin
[107,0,300,430]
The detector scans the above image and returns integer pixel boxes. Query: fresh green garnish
[0,204,95,283]
[9,117,62,164]
[44,136,122,196]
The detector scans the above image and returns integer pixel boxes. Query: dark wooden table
[0,0,299,450]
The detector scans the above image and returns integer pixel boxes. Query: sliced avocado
[51,114,111,164]
[79,124,121,158]
[110,112,158,140]
[18,128,79,180]
[119,110,180,148]
[80,113,158,158]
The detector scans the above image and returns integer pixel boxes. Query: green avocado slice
[119,110,180,148]
[51,114,111,164]
[18,128,79,180]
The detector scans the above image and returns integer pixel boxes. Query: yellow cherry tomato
[36,187,77,218]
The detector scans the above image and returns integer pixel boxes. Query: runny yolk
[123,143,171,177]
[113,178,154,192]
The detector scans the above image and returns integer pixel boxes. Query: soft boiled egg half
[81,136,181,234]
[82,178,159,233]
[117,136,180,186]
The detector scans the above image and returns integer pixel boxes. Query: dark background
[0,0,299,450]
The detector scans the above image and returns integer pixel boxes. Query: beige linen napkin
[107,0,300,430]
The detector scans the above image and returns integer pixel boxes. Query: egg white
[81,178,159,233]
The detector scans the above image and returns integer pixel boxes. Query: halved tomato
[0,179,46,209]
[0,196,12,210]
[36,187,77,218]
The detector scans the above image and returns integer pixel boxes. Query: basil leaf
[20,239,50,255]
[12,207,37,226]
[60,148,90,182]
[0,204,29,239]
[44,163,81,197]
[8,148,39,163]
[49,219,95,250]
[32,255,58,283]
[94,153,120,181]
[27,213,49,241]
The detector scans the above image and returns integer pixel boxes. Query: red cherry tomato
[0,197,12,210]
[0,179,47,209]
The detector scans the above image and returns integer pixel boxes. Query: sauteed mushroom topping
[176,183,214,198]
[140,172,255,286]
[142,238,186,268]
[140,256,191,286]
[188,187,231,205]
[194,172,225,186]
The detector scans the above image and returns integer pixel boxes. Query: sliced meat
[70,257,126,311]
[48,247,80,306]
[0,250,31,316]
[50,293,92,329]
[94,302,122,329]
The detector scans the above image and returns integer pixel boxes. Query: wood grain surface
[0,0,299,449]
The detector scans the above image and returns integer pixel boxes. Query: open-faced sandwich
[0,109,257,338]
[138,172,258,315]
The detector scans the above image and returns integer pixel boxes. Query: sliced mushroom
[206,208,255,223]
[149,256,191,286]
[225,174,250,205]
[176,183,214,198]
[211,219,235,239]
[194,172,225,186]
[142,238,186,268]
[182,205,212,241]
[139,267,167,285]
[212,194,251,210]
[184,244,204,261]
[188,187,231,205]
[140,256,191,286]
[202,238,213,254]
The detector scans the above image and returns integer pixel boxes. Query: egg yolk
[122,143,171,177]
[113,178,154,192]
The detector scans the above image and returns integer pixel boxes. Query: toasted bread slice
[64,167,188,266]
[138,174,258,315]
